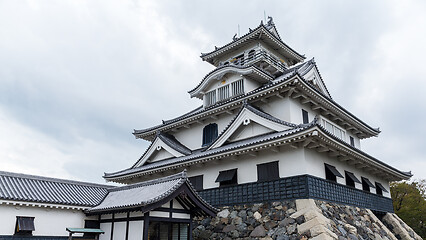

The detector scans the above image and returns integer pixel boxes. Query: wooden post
[68,232,73,240]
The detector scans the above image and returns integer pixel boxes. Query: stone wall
[193,199,422,240]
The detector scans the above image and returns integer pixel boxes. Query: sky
[0,0,425,184]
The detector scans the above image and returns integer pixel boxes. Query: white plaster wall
[186,146,390,198]
[128,221,144,240]
[244,78,262,93]
[304,148,391,197]
[172,112,235,150]
[0,204,86,236]
[257,97,361,148]
[187,147,305,189]
[255,97,292,123]
[149,149,174,162]
[173,199,184,209]
[99,223,112,240]
[113,222,126,240]
[229,122,273,142]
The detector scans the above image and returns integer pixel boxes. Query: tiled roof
[108,120,411,182]
[200,22,305,61]
[133,63,380,138]
[158,132,192,155]
[245,103,296,128]
[88,171,217,215]
[188,64,273,96]
[106,124,312,180]
[0,171,111,207]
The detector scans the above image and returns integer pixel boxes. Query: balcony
[224,49,288,76]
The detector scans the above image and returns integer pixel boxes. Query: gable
[228,121,275,143]
[208,106,292,150]
[133,137,185,168]
[301,65,331,98]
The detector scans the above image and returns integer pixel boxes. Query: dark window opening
[375,182,388,196]
[345,171,361,188]
[202,123,218,146]
[14,217,35,236]
[233,54,244,65]
[302,109,309,124]
[189,175,203,191]
[148,221,189,240]
[361,177,375,192]
[257,161,279,182]
[324,163,343,183]
[248,50,255,61]
[215,169,237,187]
[350,136,355,147]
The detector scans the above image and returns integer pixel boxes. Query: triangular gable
[228,121,274,142]
[133,136,185,168]
[208,105,292,150]
[299,62,331,99]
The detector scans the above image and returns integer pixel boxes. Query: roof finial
[233,33,238,41]
[267,16,274,26]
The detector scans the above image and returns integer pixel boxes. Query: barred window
[231,79,244,96]
[218,85,230,101]
[204,90,216,107]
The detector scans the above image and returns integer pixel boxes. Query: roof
[108,124,312,180]
[158,132,192,155]
[133,62,379,139]
[0,171,111,207]
[188,65,274,98]
[200,21,305,65]
[108,119,411,182]
[88,171,217,216]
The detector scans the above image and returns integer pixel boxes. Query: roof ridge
[0,170,112,189]
[108,171,187,192]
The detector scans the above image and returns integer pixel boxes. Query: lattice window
[204,90,216,107]
[232,79,244,96]
[218,85,230,101]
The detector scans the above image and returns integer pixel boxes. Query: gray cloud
[0,0,425,183]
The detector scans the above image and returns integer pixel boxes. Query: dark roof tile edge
[0,171,112,189]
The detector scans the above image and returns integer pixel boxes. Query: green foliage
[390,180,426,238]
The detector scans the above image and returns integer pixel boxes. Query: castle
[0,17,418,240]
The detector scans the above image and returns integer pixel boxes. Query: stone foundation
[193,199,421,240]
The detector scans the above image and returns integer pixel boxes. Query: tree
[390,180,426,238]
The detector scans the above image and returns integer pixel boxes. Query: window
[248,50,255,61]
[345,171,360,188]
[322,119,346,140]
[189,175,203,191]
[204,90,216,107]
[148,221,189,240]
[375,182,388,196]
[231,79,244,96]
[257,161,279,182]
[350,136,355,147]
[215,169,237,187]
[324,163,343,182]
[361,177,374,192]
[232,54,244,66]
[302,109,309,124]
[202,123,218,146]
[15,217,35,236]
[218,85,230,101]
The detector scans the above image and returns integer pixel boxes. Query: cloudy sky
[0,0,425,184]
